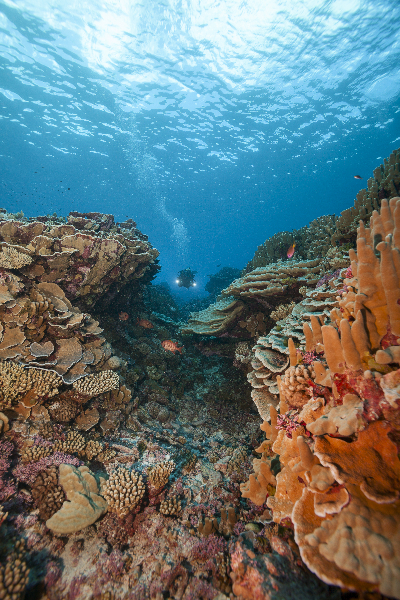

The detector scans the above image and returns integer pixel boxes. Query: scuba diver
[176,268,197,289]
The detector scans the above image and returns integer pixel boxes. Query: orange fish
[287,242,296,259]
[354,175,363,179]
[137,318,153,329]
[119,312,129,321]
[161,340,183,354]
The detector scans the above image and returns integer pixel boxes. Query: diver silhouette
[176,268,197,289]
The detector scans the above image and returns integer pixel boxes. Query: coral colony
[0,148,400,600]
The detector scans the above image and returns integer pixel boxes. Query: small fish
[287,242,296,259]
[161,340,183,354]
[119,312,129,321]
[137,318,153,329]
[354,175,363,180]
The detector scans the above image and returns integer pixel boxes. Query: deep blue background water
[1,0,400,297]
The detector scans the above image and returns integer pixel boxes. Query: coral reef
[3,156,400,600]
[0,211,159,310]
[332,148,400,245]
[181,295,244,335]
[205,267,242,298]
[0,540,29,600]
[183,255,349,339]
[46,464,107,533]
[243,213,338,272]
[101,467,145,517]
[242,196,400,598]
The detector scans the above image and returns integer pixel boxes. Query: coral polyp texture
[2,154,400,600]
[242,196,400,598]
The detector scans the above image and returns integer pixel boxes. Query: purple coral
[189,534,227,562]
[0,440,17,501]
[44,561,62,589]
[96,549,125,579]
[316,268,341,288]
[13,452,82,485]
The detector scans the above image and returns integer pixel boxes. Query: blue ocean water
[1,0,400,296]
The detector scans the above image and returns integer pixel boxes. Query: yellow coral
[0,244,32,269]
[148,460,175,493]
[101,467,145,518]
[0,361,62,410]
[72,370,119,396]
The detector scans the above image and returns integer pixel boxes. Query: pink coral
[276,411,309,439]
[68,576,86,600]
[13,452,82,485]
[44,561,62,588]
[301,350,323,365]
[233,521,246,535]
[188,535,226,562]
[316,268,341,288]
[97,549,125,578]
[0,439,17,501]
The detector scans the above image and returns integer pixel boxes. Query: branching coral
[101,467,145,518]
[147,460,175,496]
[54,431,86,455]
[0,362,62,410]
[32,465,66,521]
[159,495,181,516]
[279,364,315,408]
[72,370,119,397]
[270,302,295,322]
[0,244,32,269]
[0,540,29,600]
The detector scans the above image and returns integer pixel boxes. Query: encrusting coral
[242,196,400,598]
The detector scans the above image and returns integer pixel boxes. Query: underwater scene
[1,0,400,599]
